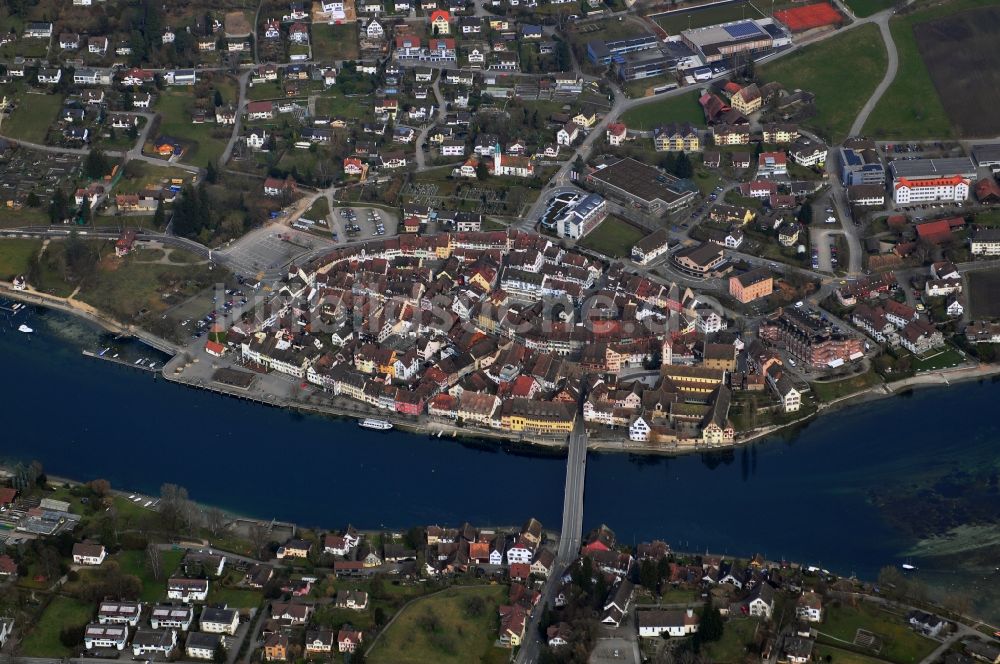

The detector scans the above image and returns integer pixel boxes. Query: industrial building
[554,193,608,239]
[586,34,659,65]
[585,158,698,217]
[680,19,786,63]
[889,158,976,205]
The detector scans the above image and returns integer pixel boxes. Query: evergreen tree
[84,149,110,179]
[153,201,165,228]
[48,189,68,224]
[675,151,693,179]
[660,151,677,174]
[697,604,724,643]
[205,160,218,184]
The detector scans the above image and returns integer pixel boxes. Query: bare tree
[146,542,163,581]
[205,507,227,538]
[248,522,270,560]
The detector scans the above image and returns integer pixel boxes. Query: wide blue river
[2,306,999,619]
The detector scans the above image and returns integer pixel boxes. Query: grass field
[0,239,40,280]
[304,196,330,222]
[911,346,965,372]
[620,90,703,130]
[814,643,889,664]
[863,0,1000,139]
[312,23,360,61]
[810,369,883,402]
[2,92,62,143]
[315,94,369,120]
[702,617,760,663]
[155,91,232,168]
[968,269,1000,319]
[207,585,265,608]
[21,596,94,657]
[367,585,506,664]
[578,216,647,258]
[117,161,195,194]
[654,1,764,34]
[819,603,938,664]
[761,23,887,143]
[843,0,894,17]
[76,250,215,322]
[116,549,184,602]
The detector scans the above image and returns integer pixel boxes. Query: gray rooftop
[890,157,976,180]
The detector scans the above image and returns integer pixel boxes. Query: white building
[132,629,177,658]
[638,609,700,638]
[167,578,209,603]
[893,176,970,205]
[72,543,106,566]
[150,606,195,631]
[971,228,1000,256]
[555,193,607,240]
[84,624,128,651]
[200,607,239,635]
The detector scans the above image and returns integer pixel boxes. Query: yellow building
[762,123,799,144]
[731,84,762,115]
[572,110,597,128]
[661,365,726,394]
[500,399,575,434]
[654,122,700,153]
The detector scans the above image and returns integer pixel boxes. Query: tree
[639,559,658,591]
[797,203,813,226]
[660,152,677,174]
[49,188,68,224]
[674,151,693,179]
[205,160,218,184]
[158,483,194,535]
[88,479,111,499]
[248,522,270,559]
[146,542,162,580]
[204,507,226,537]
[153,201,165,228]
[213,645,227,664]
[696,604,724,643]
[84,149,110,179]
[476,160,490,180]
[213,89,223,107]
[26,192,40,207]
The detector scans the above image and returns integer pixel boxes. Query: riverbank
[6,278,1000,459]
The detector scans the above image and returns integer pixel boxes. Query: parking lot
[330,205,399,243]
[217,226,334,278]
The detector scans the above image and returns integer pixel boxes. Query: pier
[82,350,160,372]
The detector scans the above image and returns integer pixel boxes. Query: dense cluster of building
[221,228,757,444]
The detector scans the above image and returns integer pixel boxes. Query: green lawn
[315,94,369,120]
[621,90,703,130]
[0,239,40,280]
[911,346,965,372]
[21,596,94,657]
[819,603,938,664]
[116,549,184,602]
[155,91,232,167]
[117,161,194,194]
[367,585,506,664]
[247,81,283,102]
[207,585,265,609]
[862,0,1000,139]
[761,23,887,143]
[578,216,648,258]
[312,23,360,61]
[304,196,330,223]
[2,92,62,143]
[810,369,883,402]
[654,1,764,34]
[843,0,894,17]
[702,617,760,663]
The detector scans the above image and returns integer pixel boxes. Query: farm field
[620,90,703,130]
[819,602,938,664]
[760,22,887,143]
[910,6,1000,137]
[967,269,1000,319]
[864,0,1000,139]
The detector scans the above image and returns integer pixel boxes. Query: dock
[82,350,160,373]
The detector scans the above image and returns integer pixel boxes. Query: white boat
[148,363,156,370]
[99,347,110,356]
[902,563,916,570]
[17,324,32,333]
[134,359,142,365]
[359,418,393,431]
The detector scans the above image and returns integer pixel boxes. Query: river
[2,306,998,621]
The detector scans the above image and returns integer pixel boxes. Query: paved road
[414,76,447,171]
[849,12,899,138]
[221,70,253,166]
